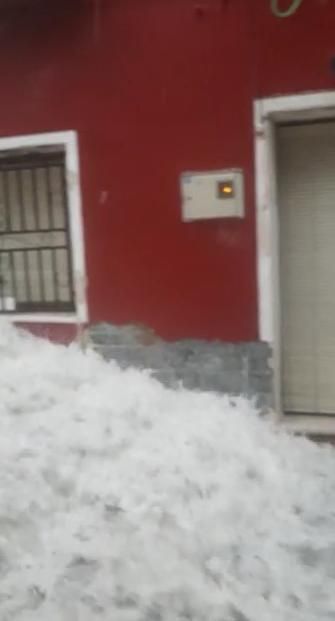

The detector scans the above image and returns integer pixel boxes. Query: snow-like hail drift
[0,321,335,621]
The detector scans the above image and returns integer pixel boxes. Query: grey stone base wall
[87,323,273,410]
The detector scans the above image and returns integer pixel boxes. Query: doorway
[277,120,335,415]
[254,91,335,430]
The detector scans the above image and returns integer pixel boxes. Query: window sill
[3,313,82,324]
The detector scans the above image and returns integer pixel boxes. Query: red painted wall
[0,0,335,341]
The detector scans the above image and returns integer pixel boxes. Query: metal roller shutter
[278,121,335,415]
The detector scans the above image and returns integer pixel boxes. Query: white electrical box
[180,169,244,222]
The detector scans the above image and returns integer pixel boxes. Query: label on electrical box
[217,180,235,199]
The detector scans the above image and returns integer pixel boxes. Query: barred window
[0,146,75,313]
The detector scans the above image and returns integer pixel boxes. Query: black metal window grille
[0,147,75,314]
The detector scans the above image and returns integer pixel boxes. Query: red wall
[1,0,335,341]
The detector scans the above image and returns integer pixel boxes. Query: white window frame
[254,90,335,435]
[0,130,88,325]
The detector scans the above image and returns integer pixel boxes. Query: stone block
[88,323,273,410]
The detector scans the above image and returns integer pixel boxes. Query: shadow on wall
[0,0,93,49]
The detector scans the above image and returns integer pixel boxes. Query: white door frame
[254,90,335,435]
